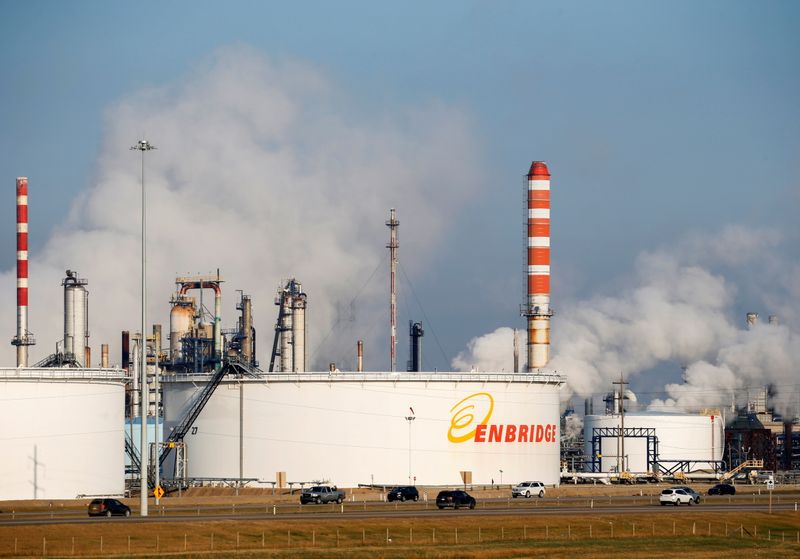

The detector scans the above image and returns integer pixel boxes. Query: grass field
[2,485,799,558]
[2,511,799,558]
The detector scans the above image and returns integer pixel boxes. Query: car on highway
[300,485,345,505]
[672,485,701,504]
[512,481,546,498]
[387,486,419,502]
[436,490,476,509]
[659,488,695,506]
[708,483,736,495]
[87,498,131,517]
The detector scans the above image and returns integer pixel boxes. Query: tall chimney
[357,340,364,372]
[523,162,552,371]
[101,343,109,368]
[122,330,130,370]
[11,177,35,366]
[386,209,399,372]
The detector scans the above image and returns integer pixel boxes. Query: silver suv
[512,481,545,498]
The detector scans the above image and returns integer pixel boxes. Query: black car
[708,483,736,496]
[387,486,419,502]
[436,490,476,509]
[88,498,131,517]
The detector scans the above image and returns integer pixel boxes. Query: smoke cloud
[454,226,800,416]
[1,46,483,370]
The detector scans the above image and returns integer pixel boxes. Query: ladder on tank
[158,361,253,468]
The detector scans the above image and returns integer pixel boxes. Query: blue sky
[1,1,798,405]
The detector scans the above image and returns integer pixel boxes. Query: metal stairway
[158,362,246,467]
[125,430,140,474]
[721,459,764,481]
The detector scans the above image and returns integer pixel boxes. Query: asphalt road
[2,495,797,526]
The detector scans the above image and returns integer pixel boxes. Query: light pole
[132,139,155,516]
[404,410,415,483]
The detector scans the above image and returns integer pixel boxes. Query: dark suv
[387,486,419,502]
[436,490,476,509]
[87,498,131,517]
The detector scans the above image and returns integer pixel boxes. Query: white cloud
[1,46,483,370]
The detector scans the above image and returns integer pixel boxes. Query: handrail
[721,459,765,481]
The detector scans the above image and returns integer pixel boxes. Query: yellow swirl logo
[448,392,494,443]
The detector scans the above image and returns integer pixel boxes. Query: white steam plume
[1,46,483,370]
[454,226,800,416]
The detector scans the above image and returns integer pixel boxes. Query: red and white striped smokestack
[524,162,551,371]
[11,177,35,366]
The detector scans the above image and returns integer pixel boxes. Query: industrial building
[4,163,797,501]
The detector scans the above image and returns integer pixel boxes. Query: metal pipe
[523,162,552,371]
[12,177,35,366]
[357,340,363,372]
[386,209,399,372]
[84,346,91,368]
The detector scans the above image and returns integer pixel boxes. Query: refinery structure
[2,162,798,502]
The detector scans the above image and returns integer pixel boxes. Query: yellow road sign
[154,485,165,499]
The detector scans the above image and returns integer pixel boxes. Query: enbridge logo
[447,392,557,444]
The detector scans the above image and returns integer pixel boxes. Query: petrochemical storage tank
[583,411,724,474]
[161,371,564,487]
[0,367,127,500]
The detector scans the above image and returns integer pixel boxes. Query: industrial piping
[11,177,35,366]
[523,162,552,371]
[177,276,223,364]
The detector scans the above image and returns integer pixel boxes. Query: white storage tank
[161,371,564,487]
[0,367,127,500]
[583,411,724,473]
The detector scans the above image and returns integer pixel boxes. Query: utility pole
[611,372,629,472]
[132,139,155,516]
[613,372,628,474]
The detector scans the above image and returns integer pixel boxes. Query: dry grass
[2,486,799,557]
[1,510,799,558]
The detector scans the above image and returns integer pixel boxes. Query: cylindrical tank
[0,367,126,500]
[279,292,292,373]
[583,412,724,473]
[169,296,195,362]
[161,371,564,487]
[291,293,306,372]
[62,270,89,365]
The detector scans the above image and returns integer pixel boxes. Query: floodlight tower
[131,139,156,516]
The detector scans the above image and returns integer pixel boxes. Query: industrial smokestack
[357,340,363,372]
[408,321,423,372]
[122,330,130,370]
[101,343,109,368]
[11,177,35,366]
[386,208,399,372]
[522,162,552,371]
